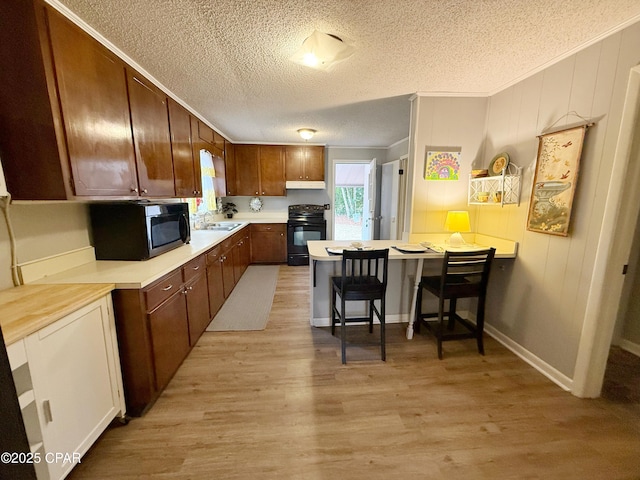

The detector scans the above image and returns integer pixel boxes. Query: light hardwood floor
[70,265,640,479]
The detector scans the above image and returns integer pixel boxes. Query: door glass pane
[334,163,366,241]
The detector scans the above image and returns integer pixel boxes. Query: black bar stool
[331,249,389,364]
[415,248,495,359]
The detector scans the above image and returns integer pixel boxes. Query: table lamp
[445,210,470,247]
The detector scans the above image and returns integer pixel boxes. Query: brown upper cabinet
[127,69,175,197]
[0,0,223,201]
[223,141,236,196]
[0,1,142,199]
[285,146,325,182]
[192,119,227,198]
[233,145,286,196]
[169,100,201,198]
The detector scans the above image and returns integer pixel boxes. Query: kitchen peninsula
[307,235,518,339]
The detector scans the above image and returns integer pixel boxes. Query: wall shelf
[468,163,522,206]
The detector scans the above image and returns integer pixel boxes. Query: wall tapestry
[527,125,587,236]
[424,149,461,180]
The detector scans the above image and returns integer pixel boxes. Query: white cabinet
[7,295,125,480]
[468,163,522,206]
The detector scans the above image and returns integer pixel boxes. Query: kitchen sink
[204,222,242,231]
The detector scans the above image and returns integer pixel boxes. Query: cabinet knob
[142,188,148,194]
[255,192,259,195]
[131,187,139,194]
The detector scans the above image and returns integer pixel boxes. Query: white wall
[406,20,640,381]
[0,203,91,290]
[407,95,488,234]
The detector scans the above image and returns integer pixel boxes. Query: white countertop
[35,216,291,289]
[36,227,248,289]
[308,235,518,262]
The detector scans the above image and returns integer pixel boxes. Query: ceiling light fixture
[290,30,354,71]
[297,128,316,140]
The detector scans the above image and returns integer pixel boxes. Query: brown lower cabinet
[113,254,209,415]
[250,223,287,263]
[112,226,252,415]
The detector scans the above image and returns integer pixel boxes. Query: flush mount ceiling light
[290,30,354,71]
[297,128,316,140]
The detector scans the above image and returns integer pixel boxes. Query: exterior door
[332,159,377,241]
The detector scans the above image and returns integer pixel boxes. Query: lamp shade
[445,211,471,233]
[290,30,354,71]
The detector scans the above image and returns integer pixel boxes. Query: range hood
[286,181,326,190]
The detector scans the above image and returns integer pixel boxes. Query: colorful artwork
[424,150,461,181]
[527,125,587,236]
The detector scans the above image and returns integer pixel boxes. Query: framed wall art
[526,125,588,236]
[424,147,461,180]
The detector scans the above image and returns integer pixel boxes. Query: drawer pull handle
[162,285,173,291]
[192,266,200,271]
[43,400,53,423]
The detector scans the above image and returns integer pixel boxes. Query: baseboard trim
[484,324,573,392]
[620,339,640,357]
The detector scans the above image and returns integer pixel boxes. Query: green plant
[220,202,238,215]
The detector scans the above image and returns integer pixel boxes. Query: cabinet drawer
[221,236,236,252]
[206,245,222,265]
[144,269,183,311]
[182,255,205,283]
[251,223,286,233]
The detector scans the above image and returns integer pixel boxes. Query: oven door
[287,220,326,265]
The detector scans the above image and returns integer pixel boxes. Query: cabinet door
[251,224,287,263]
[221,248,236,298]
[224,141,236,196]
[127,70,175,197]
[148,290,190,391]
[197,120,215,145]
[169,99,200,198]
[185,273,210,346]
[285,146,305,181]
[212,151,227,199]
[206,246,225,318]
[233,231,251,281]
[234,144,261,196]
[259,146,285,195]
[305,146,325,181]
[25,296,122,480]
[47,8,139,197]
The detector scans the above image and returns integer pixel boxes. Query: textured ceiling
[54,0,640,148]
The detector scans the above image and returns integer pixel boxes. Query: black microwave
[89,202,190,260]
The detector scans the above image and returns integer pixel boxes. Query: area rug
[206,265,279,331]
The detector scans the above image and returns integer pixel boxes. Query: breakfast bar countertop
[306,234,517,340]
[308,234,518,261]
